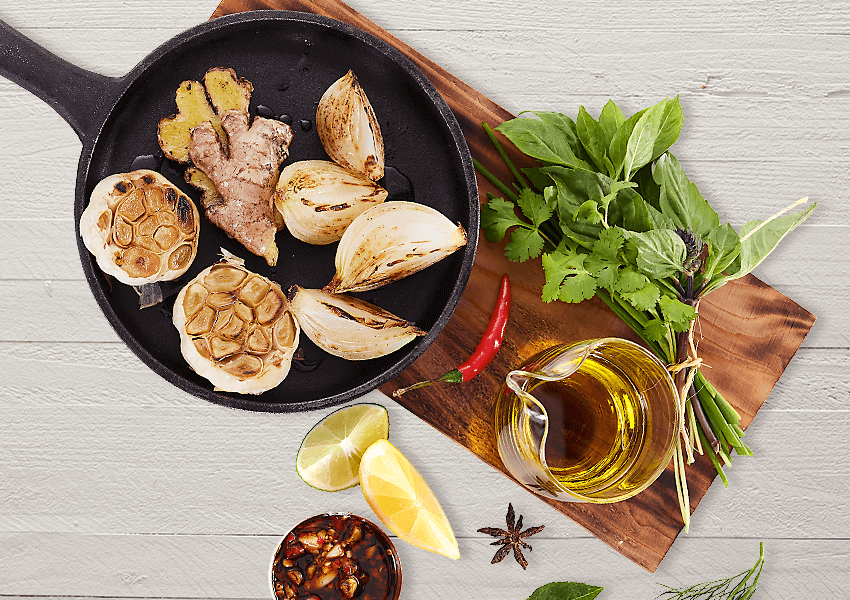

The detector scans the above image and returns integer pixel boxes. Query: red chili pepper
[393,274,511,397]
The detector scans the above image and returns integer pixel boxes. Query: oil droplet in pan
[380,166,414,202]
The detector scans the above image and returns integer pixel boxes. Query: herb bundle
[475,97,815,529]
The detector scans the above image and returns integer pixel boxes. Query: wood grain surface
[2,0,845,598]
[211,0,815,572]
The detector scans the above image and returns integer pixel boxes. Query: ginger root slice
[189,110,293,266]
[157,67,253,164]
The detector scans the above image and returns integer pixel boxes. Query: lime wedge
[296,403,389,491]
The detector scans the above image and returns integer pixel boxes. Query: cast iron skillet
[0,10,479,412]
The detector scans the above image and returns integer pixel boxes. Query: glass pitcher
[494,338,681,503]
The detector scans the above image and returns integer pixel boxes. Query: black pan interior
[78,13,478,412]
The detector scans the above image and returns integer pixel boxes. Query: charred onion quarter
[393,275,511,397]
[316,70,385,181]
[271,514,401,600]
[288,287,426,361]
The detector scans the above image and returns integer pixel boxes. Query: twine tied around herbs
[667,304,703,465]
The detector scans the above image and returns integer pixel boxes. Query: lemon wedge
[296,403,389,491]
[359,439,460,559]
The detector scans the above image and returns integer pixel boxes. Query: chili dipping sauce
[271,513,401,600]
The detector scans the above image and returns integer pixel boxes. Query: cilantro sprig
[476,98,815,531]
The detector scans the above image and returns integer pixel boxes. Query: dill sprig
[656,543,764,599]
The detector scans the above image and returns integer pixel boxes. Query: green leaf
[593,226,625,261]
[621,280,661,311]
[543,166,605,220]
[598,99,625,150]
[655,153,719,237]
[651,95,683,160]
[658,295,698,326]
[707,201,816,293]
[644,318,669,344]
[505,226,545,263]
[574,199,604,224]
[497,116,594,171]
[541,250,598,303]
[526,581,604,600]
[531,111,583,153]
[608,108,648,179]
[522,167,555,192]
[626,229,687,278]
[623,101,668,181]
[576,105,608,172]
[517,188,555,227]
[608,188,654,232]
[632,162,661,212]
[595,264,620,292]
[614,266,648,294]
[481,197,527,242]
[702,223,741,283]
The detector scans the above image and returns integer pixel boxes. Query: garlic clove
[288,287,425,361]
[325,201,467,294]
[316,70,385,181]
[275,160,388,245]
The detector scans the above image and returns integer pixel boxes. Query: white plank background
[0,0,847,598]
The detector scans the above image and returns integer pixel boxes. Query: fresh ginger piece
[185,167,219,209]
[158,67,253,164]
[189,110,293,266]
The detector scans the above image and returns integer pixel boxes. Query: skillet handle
[0,18,121,142]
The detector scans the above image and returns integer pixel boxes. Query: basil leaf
[608,108,648,180]
[706,202,816,292]
[598,99,625,150]
[702,223,741,283]
[656,153,719,237]
[608,188,653,232]
[527,581,604,600]
[623,101,667,181]
[651,95,683,160]
[632,162,661,211]
[522,167,555,192]
[497,117,594,171]
[542,166,605,220]
[576,106,608,172]
[626,229,687,278]
[574,199,604,224]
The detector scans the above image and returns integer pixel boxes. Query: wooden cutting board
[214,0,816,572]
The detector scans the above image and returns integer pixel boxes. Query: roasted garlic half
[173,255,300,394]
[274,160,388,245]
[325,201,467,294]
[316,70,385,181]
[80,170,200,286]
[288,287,425,360]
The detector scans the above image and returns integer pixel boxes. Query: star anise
[477,503,545,570]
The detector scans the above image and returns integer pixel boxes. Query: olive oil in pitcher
[495,338,680,503]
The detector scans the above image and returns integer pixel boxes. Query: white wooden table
[1,1,847,597]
